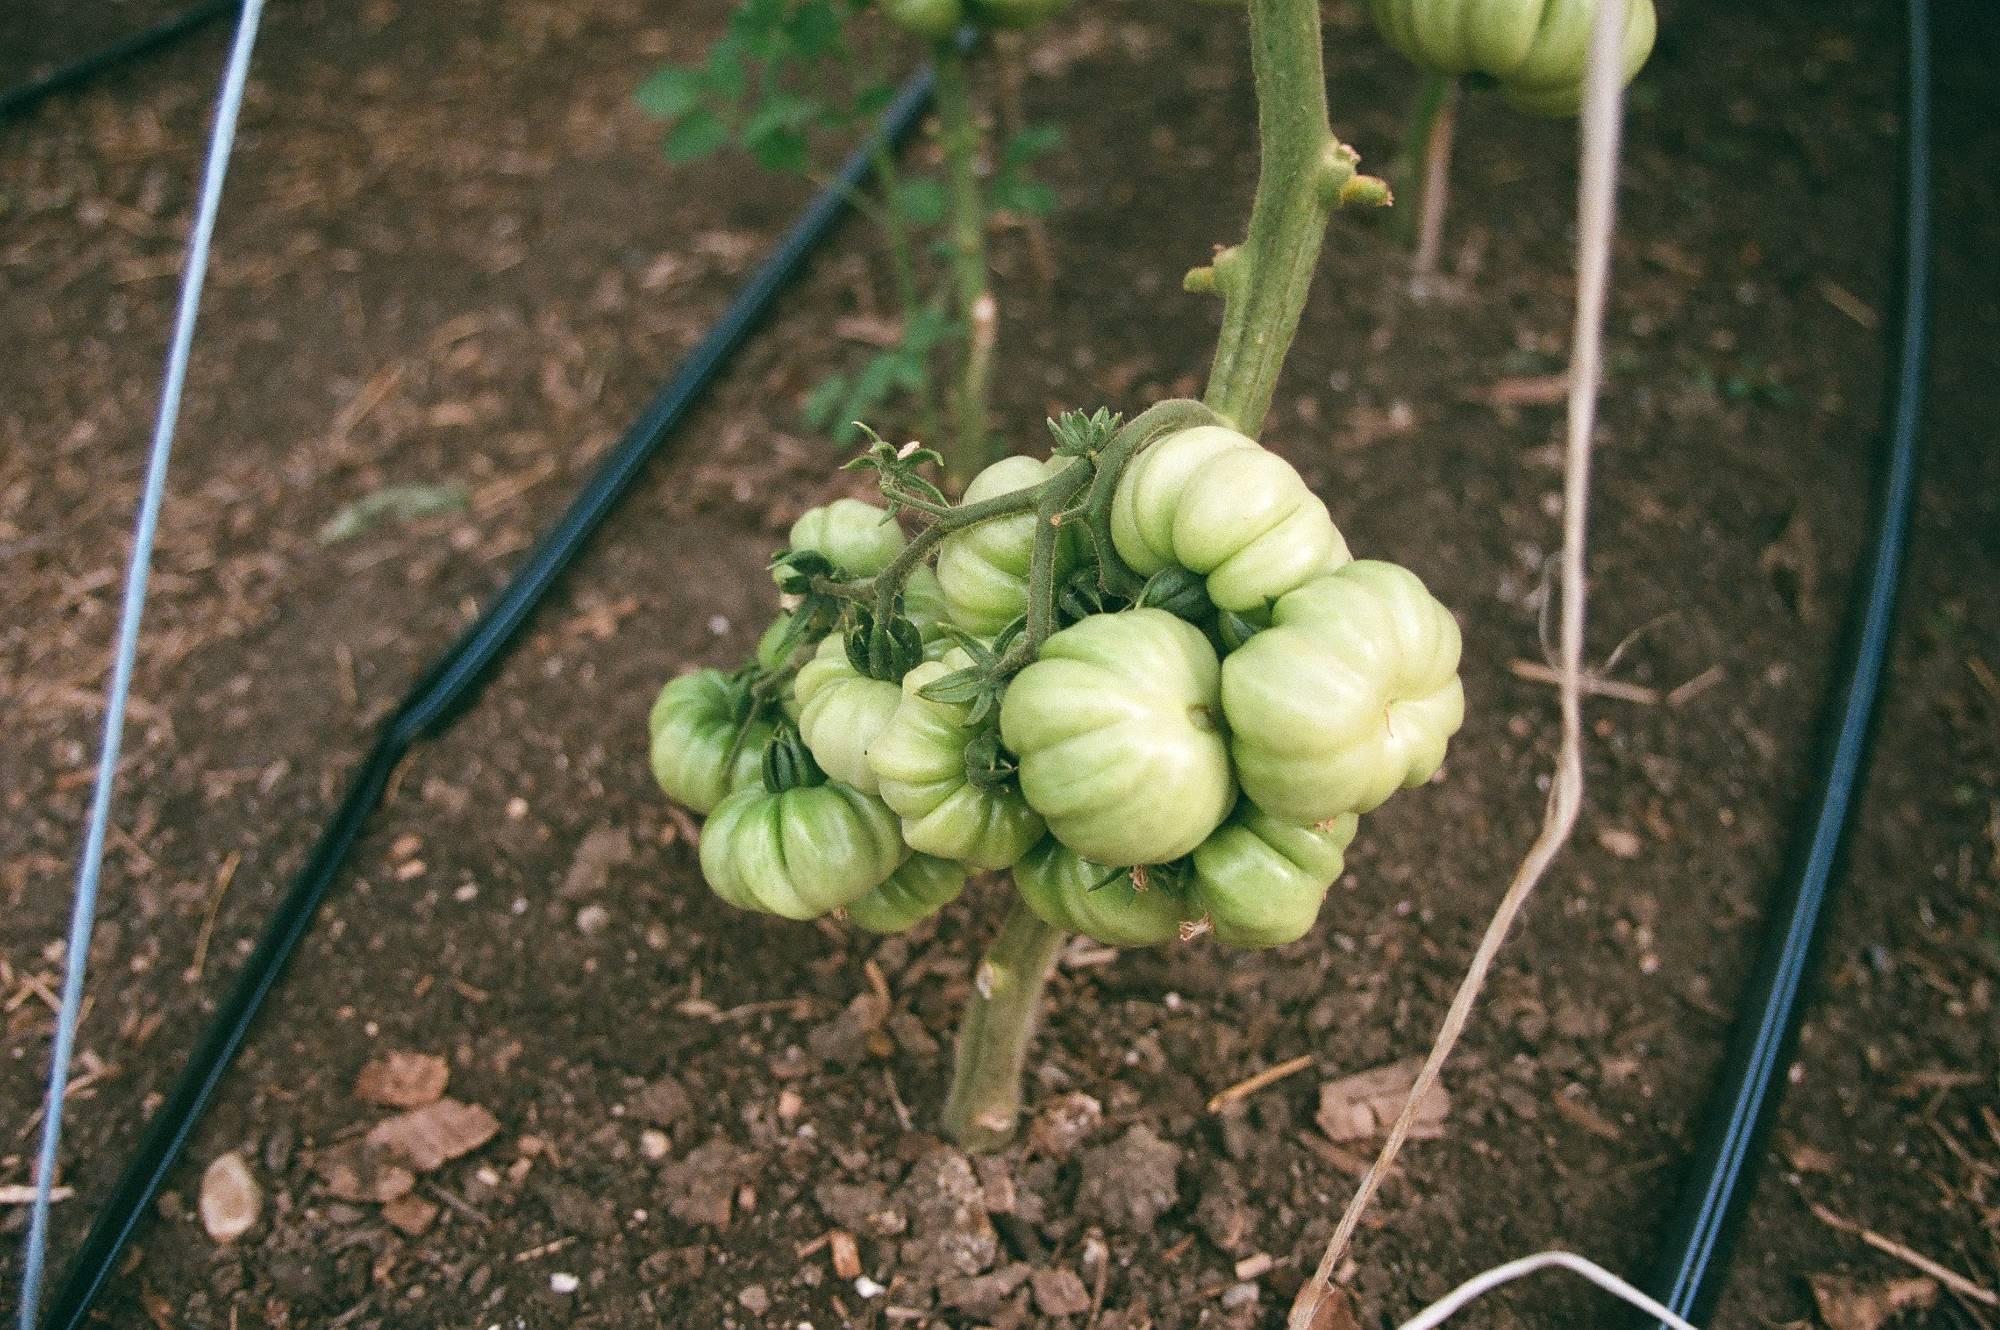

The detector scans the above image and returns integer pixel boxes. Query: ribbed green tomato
[648,670,772,815]
[847,854,968,934]
[882,0,965,39]
[1189,805,1358,949]
[785,497,906,579]
[794,634,903,795]
[936,455,1078,636]
[867,653,1045,870]
[1222,560,1464,824]
[1013,838,1190,947]
[699,780,907,920]
[1000,609,1235,866]
[903,564,954,651]
[1111,425,1350,614]
[967,0,1070,29]
[1369,0,1657,118]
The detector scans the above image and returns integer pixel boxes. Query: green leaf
[891,177,948,226]
[1000,124,1063,166]
[664,110,729,162]
[990,177,1057,216]
[743,90,819,173]
[803,374,852,431]
[705,38,750,102]
[852,83,897,118]
[783,0,845,57]
[635,64,706,120]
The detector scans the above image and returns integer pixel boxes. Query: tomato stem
[1403,72,1459,282]
[935,41,999,490]
[1201,0,1386,436]
[940,895,1065,1152]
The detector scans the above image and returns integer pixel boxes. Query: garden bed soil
[3,1,1996,1327]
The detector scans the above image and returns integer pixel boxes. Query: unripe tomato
[699,778,908,920]
[847,853,968,933]
[868,653,1045,869]
[903,564,953,649]
[882,0,965,39]
[1000,608,1235,866]
[966,0,1070,30]
[1111,425,1350,614]
[648,669,773,815]
[785,497,906,581]
[1189,804,1357,948]
[1221,560,1464,824]
[1013,837,1190,947]
[1369,0,1657,118]
[936,455,1079,637]
[795,634,904,795]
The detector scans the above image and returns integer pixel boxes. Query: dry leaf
[353,1050,449,1108]
[560,825,634,899]
[366,1097,501,1172]
[198,1152,261,1243]
[1808,1273,1937,1330]
[315,1139,415,1203]
[381,1192,441,1237]
[1315,1058,1449,1142]
[1288,1282,1363,1330]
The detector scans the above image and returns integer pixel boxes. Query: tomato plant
[629,0,1588,1153]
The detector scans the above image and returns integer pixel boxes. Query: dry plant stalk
[1287,2,1634,1325]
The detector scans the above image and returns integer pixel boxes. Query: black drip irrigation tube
[1644,0,1931,1323]
[34,63,943,1330]
[0,0,245,120]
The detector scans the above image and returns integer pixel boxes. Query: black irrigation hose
[35,64,943,1330]
[1645,0,1931,1323]
[0,0,245,120]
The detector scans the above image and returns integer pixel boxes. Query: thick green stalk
[1200,0,1349,437]
[869,142,943,444]
[934,41,998,488]
[940,897,1065,1152]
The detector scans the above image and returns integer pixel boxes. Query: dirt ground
[2,1,1996,1327]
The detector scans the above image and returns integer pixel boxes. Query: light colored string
[1286,1,1631,1326]
[17,4,268,1326]
[1396,1250,1702,1330]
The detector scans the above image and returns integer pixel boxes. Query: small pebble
[739,1285,771,1315]
[549,1272,579,1294]
[576,904,611,936]
[854,1275,887,1299]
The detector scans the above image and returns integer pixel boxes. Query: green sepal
[845,607,926,682]
[762,726,827,793]
[1137,565,1215,623]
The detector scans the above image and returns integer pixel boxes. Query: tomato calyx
[761,726,828,794]
[845,606,926,682]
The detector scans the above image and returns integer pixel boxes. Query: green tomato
[795,634,903,795]
[699,780,908,920]
[1189,805,1357,948]
[1221,560,1464,824]
[868,653,1045,870]
[1013,837,1190,947]
[882,0,965,39]
[1369,0,1657,118]
[1111,425,1350,614]
[1000,608,1235,866]
[784,498,907,581]
[966,0,1070,29]
[648,669,772,815]
[936,455,1079,637]
[847,854,968,934]
[903,564,954,652]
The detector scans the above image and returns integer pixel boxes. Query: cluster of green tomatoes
[648,409,1464,950]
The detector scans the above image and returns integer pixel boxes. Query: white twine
[1289,0,1642,1324]
[17,5,268,1327]
[1396,1250,1702,1330]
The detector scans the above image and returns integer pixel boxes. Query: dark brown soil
[3,1,1996,1327]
